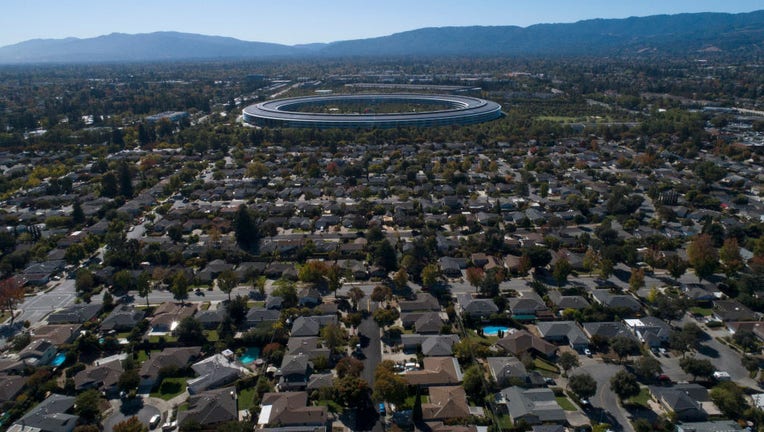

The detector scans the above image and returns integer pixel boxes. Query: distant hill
[0,10,762,63]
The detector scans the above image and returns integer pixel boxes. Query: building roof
[188,354,247,394]
[10,394,78,432]
[101,305,145,331]
[456,294,498,317]
[501,386,566,424]
[536,321,589,346]
[582,322,637,341]
[496,330,558,357]
[591,290,642,312]
[73,359,123,391]
[0,374,26,403]
[399,293,441,312]
[178,386,237,426]
[259,392,327,426]
[423,386,470,421]
[46,303,102,324]
[403,357,463,387]
[140,347,201,381]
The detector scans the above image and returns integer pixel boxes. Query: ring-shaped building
[242,93,503,129]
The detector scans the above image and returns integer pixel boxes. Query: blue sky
[0,0,761,47]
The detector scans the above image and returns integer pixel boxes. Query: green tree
[75,389,102,423]
[374,239,398,272]
[175,316,204,346]
[234,204,259,251]
[64,243,86,265]
[687,234,718,281]
[665,255,688,280]
[320,322,347,354]
[610,370,640,400]
[598,259,614,279]
[421,263,440,290]
[462,364,486,399]
[373,307,399,328]
[171,271,189,304]
[112,269,136,294]
[742,356,760,377]
[610,336,639,363]
[333,375,369,407]
[371,285,392,303]
[348,286,365,311]
[392,268,408,291]
[633,356,662,382]
[558,351,580,376]
[137,271,152,308]
[72,199,85,225]
[373,361,408,406]
[75,269,95,295]
[101,172,118,198]
[710,381,749,419]
[413,387,423,423]
[569,373,597,399]
[118,368,140,392]
[113,417,148,432]
[552,257,572,286]
[719,237,744,276]
[217,269,237,303]
[669,322,704,354]
[118,161,134,198]
[628,268,645,292]
[524,245,552,269]
[679,356,715,382]
[336,357,365,378]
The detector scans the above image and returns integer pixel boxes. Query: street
[578,361,634,432]
[17,279,80,324]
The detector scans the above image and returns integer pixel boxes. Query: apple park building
[242,93,503,129]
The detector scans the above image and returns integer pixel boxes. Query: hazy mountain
[0,11,762,63]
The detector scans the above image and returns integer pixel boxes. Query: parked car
[150,414,161,429]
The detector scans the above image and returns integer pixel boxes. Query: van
[713,371,731,381]
[149,414,161,429]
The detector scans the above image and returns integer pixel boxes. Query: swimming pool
[482,326,509,336]
[50,352,67,367]
[239,347,260,365]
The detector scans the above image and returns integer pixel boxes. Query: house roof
[582,322,637,341]
[46,303,102,324]
[259,391,327,426]
[140,347,201,380]
[11,393,78,432]
[591,290,642,312]
[73,359,123,390]
[399,293,441,312]
[403,357,463,387]
[456,294,498,316]
[279,353,311,376]
[178,386,237,426]
[423,386,470,421]
[101,305,145,331]
[501,386,566,424]
[0,374,26,403]
[188,354,247,394]
[496,330,558,357]
[536,321,589,346]
[415,312,444,334]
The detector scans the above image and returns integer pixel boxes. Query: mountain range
[1,10,762,63]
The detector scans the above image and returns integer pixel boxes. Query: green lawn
[494,414,513,430]
[556,396,577,411]
[401,394,429,410]
[205,330,219,342]
[148,335,178,344]
[627,387,651,408]
[150,377,187,400]
[238,387,256,411]
[315,399,344,413]
[690,307,713,316]
[136,350,161,363]
[533,358,560,375]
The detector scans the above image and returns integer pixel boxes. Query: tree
[466,267,485,292]
[336,357,364,378]
[320,322,347,353]
[558,351,580,376]
[421,263,440,290]
[171,271,189,304]
[524,245,552,269]
[479,268,502,298]
[650,292,689,325]
[392,268,408,291]
[0,278,24,324]
[326,265,341,298]
[75,389,102,423]
[742,356,760,377]
[175,316,204,346]
[694,161,726,184]
[118,161,134,198]
[64,243,86,265]
[628,268,645,292]
[633,356,662,382]
[348,286,365,311]
[687,234,718,281]
[569,373,597,399]
[373,307,399,328]
[665,255,688,280]
[72,199,85,225]
[298,260,328,284]
[371,285,392,303]
[137,271,152,308]
[719,238,744,276]
[75,269,95,295]
[710,381,749,419]
[373,361,407,406]
[101,172,118,198]
[610,336,640,363]
[412,387,423,424]
[610,370,640,400]
[669,322,704,354]
[732,330,760,353]
[118,368,140,392]
[217,269,237,303]
[234,204,259,251]
[112,269,136,294]
[679,357,715,382]
[333,375,369,407]
[113,417,148,432]
[373,239,398,272]
[463,364,486,399]
[598,259,614,279]
[552,257,572,286]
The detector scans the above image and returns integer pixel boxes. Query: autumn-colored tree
[719,238,744,276]
[217,269,238,303]
[112,416,148,432]
[0,278,24,324]
[465,267,484,292]
[629,268,645,292]
[371,285,392,303]
[348,286,365,311]
[687,234,718,281]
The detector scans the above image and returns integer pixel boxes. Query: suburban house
[286,337,330,362]
[456,294,499,319]
[403,357,463,387]
[8,394,78,432]
[178,386,238,427]
[536,321,590,350]
[258,391,328,428]
[713,300,757,322]
[547,291,590,312]
[73,359,124,396]
[624,317,672,347]
[150,302,198,333]
[277,353,313,391]
[46,303,102,324]
[30,324,81,345]
[400,334,460,356]
[675,420,742,432]
[649,384,713,422]
[399,293,441,313]
[591,290,642,313]
[496,330,558,358]
[139,347,202,389]
[487,357,544,387]
[101,305,145,332]
[18,339,57,367]
[245,307,280,328]
[0,375,27,405]
[500,386,566,425]
[422,386,471,421]
[508,293,552,320]
[290,315,337,337]
[188,354,249,395]
[582,322,638,341]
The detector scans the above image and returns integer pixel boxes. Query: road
[127,285,254,305]
[17,279,80,325]
[102,397,161,432]
[578,362,634,432]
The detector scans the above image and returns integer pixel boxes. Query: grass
[494,414,513,430]
[401,394,429,410]
[238,387,256,411]
[316,399,344,414]
[627,387,651,408]
[150,377,187,400]
[556,396,577,411]
[690,306,713,316]
[533,358,560,375]
[205,330,219,342]
[136,349,161,363]
[148,335,178,344]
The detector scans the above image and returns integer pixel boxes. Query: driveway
[102,397,161,432]
[578,362,634,432]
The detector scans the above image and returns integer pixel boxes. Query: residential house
[582,322,638,341]
[196,306,226,330]
[139,347,201,389]
[178,386,238,427]
[287,337,330,362]
[536,321,590,350]
[298,287,322,308]
[591,290,642,313]
[675,421,742,432]
[258,391,328,428]
[624,317,672,348]
[713,300,757,322]
[496,330,558,358]
[245,308,280,328]
[487,357,544,388]
[188,354,249,394]
[422,386,471,421]
[278,353,312,391]
[8,394,78,432]
[0,375,26,405]
[547,291,590,312]
[456,294,498,319]
[500,386,566,425]
[18,339,57,367]
[73,360,123,397]
[403,357,463,387]
[150,302,198,333]
[649,384,710,422]
[400,334,460,356]
[290,315,337,337]
[46,303,102,324]
[101,305,145,332]
[414,312,445,334]
[196,259,234,284]
[399,293,441,313]
[30,324,81,345]
[439,257,465,278]
[508,293,552,320]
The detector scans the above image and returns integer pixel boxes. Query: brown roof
[0,374,26,403]
[30,324,81,345]
[403,357,462,387]
[423,386,470,421]
[496,330,557,357]
[140,347,201,380]
[260,391,327,426]
[73,360,123,390]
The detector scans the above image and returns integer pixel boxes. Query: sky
[0,0,761,47]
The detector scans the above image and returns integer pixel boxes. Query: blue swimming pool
[50,352,66,367]
[239,347,260,365]
[482,326,509,336]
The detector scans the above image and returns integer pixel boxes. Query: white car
[584,348,592,357]
[149,414,161,429]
